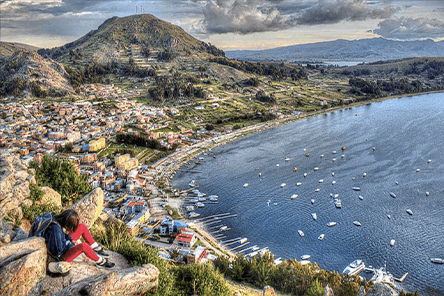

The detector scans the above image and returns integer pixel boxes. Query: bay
[172,92,444,294]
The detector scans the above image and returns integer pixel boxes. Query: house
[173,233,196,249]
[187,246,207,263]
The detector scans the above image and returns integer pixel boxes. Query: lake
[172,92,444,294]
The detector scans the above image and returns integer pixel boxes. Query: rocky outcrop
[263,285,275,296]
[364,283,396,296]
[0,221,16,245]
[0,237,47,296]
[37,186,62,208]
[69,188,104,228]
[53,264,160,296]
[0,150,34,219]
[324,284,334,296]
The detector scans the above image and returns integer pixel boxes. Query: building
[89,138,106,152]
[173,233,196,249]
[115,153,138,171]
[187,246,207,263]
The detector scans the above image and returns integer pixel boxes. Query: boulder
[366,283,394,296]
[263,285,275,296]
[324,284,335,296]
[37,186,62,208]
[0,237,47,296]
[0,221,16,246]
[69,188,104,228]
[52,263,159,296]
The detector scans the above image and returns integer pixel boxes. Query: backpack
[28,212,58,238]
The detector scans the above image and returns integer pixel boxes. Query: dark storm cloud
[196,0,398,34]
[374,17,444,40]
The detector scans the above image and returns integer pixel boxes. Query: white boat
[274,257,283,265]
[428,159,432,163]
[189,180,196,187]
[327,222,337,227]
[358,195,364,200]
[291,194,298,199]
[297,182,302,186]
[304,173,308,177]
[285,157,290,161]
[352,187,361,191]
[238,238,248,244]
[198,196,206,201]
[406,209,413,215]
[311,199,315,204]
[431,258,444,264]
[319,179,324,183]
[335,199,342,208]
[209,195,218,201]
[332,151,337,154]
[353,221,362,226]
[332,181,336,185]
[186,206,195,212]
[390,239,395,246]
[320,154,324,158]
[314,167,319,171]
[281,183,287,188]
[195,202,205,208]
[273,203,278,206]
[300,260,311,265]
[243,183,249,188]
[315,188,320,192]
[259,173,262,177]
[387,214,391,219]
[276,164,280,167]
[312,213,317,221]
[416,168,420,172]
[301,255,311,260]
[318,234,325,240]
[189,212,200,218]
[395,181,399,185]
[426,192,430,196]
[220,226,228,231]
[334,194,339,198]
[370,265,395,284]
[342,259,365,276]
[332,172,335,176]
[298,230,305,237]
[332,158,336,162]
[341,154,345,158]
[363,172,367,177]
[390,192,396,198]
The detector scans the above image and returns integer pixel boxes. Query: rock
[0,237,47,296]
[366,283,394,296]
[37,186,62,208]
[0,221,16,246]
[324,284,334,296]
[69,188,104,228]
[40,251,131,295]
[52,264,159,296]
[358,286,366,296]
[263,285,275,296]
[12,226,28,242]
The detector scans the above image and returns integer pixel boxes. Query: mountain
[226,38,444,62]
[38,14,224,67]
[0,42,74,98]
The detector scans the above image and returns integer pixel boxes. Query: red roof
[128,201,135,207]
[136,201,144,206]
[176,234,193,243]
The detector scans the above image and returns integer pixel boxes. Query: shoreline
[157,89,444,262]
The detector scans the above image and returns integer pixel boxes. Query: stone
[37,186,62,208]
[358,286,367,296]
[324,284,335,296]
[366,283,394,296]
[0,221,16,246]
[12,227,28,242]
[69,188,104,228]
[0,237,47,296]
[52,264,159,296]
[263,285,275,296]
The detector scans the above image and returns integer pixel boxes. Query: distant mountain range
[226,38,444,62]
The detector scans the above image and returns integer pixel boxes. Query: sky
[1,0,444,50]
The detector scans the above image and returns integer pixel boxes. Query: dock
[394,273,409,282]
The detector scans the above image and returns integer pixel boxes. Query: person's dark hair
[55,209,79,232]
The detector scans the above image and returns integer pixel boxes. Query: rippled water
[172,93,444,294]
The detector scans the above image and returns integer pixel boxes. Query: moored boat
[312,213,317,221]
[243,183,249,188]
[298,230,304,237]
[406,209,413,215]
[189,180,196,187]
[195,202,205,208]
[431,258,444,264]
[342,259,365,276]
[311,199,315,204]
[189,212,200,218]
[297,182,302,186]
[281,183,287,188]
[291,194,298,200]
[301,255,311,260]
[353,221,362,226]
[352,187,361,191]
[390,192,396,198]
[318,234,325,240]
[327,222,337,227]
[358,195,363,200]
[390,239,395,246]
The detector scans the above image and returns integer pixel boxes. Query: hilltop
[226,38,444,62]
[0,42,74,98]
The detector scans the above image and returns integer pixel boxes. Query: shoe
[93,245,110,258]
[47,262,71,277]
[96,258,115,269]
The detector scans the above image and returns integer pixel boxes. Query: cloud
[196,0,398,34]
[374,17,444,40]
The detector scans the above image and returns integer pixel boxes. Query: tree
[305,279,324,296]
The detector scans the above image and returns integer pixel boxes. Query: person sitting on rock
[43,209,115,269]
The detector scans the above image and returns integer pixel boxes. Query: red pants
[63,223,99,262]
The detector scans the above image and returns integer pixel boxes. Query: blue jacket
[44,221,75,259]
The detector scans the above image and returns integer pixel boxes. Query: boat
[285,157,290,161]
[198,196,206,201]
[209,195,218,201]
[332,181,336,185]
[332,151,337,154]
[298,230,305,237]
[318,234,325,240]
[390,192,396,198]
[259,173,262,177]
[311,199,315,204]
[395,181,399,185]
[306,153,310,157]
[314,167,319,171]
[301,255,311,260]
[353,221,362,226]
[273,203,278,206]
[220,226,228,231]
[291,194,298,200]
[352,187,361,191]
[342,259,365,276]
[416,168,420,172]
[390,239,395,246]
[319,179,324,183]
[327,222,337,227]
[406,209,413,215]
[335,199,342,208]
[363,172,367,177]
[293,167,298,172]
[426,192,430,196]
[273,257,283,265]
[304,173,308,177]
[387,214,391,219]
[189,180,196,187]
[300,260,311,265]
[186,206,195,212]
[297,182,302,186]
[342,146,346,150]
[428,159,432,163]
[238,238,248,244]
[281,183,287,188]
[341,154,345,158]
[370,265,395,284]
[276,164,280,167]
[195,202,205,208]
[189,212,200,218]
[358,195,364,200]
[431,258,444,264]
[334,194,339,198]
[243,183,249,188]
[332,158,336,162]
[332,172,335,176]
[315,188,320,192]
[312,213,317,221]
[320,154,324,158]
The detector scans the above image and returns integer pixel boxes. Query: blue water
[172,93,444,294]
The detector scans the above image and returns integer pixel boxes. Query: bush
[29,182,44,202]
[22,203,61,221]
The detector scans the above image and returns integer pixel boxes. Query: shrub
[22,203,61,221]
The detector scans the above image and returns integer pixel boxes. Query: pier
[394,273,409,282]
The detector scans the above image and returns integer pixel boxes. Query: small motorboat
[353,221,362,226]
[342,146,346,150]
[390,239,395,246]
[300,260,311,265]
[306,153,310,157]
[431,258,444,264]
[332,151,337,154]
[220,226,228,231]
[281,183,287,188]
[315,188,320,192]
[259,173,262,177]
[335,200,342,208]
[395,181,399,185]
[291,194,298,200]
[189,212,200,218]
[318,234,325,240]
[209,195,218,201]
[189,180,196,187]
[426,192,430,196]
[387,214,391,219]
[406,209,413,215]
[312,213,317,221]
[301,255,311,260]
[358,195,364,200]
[332,158,336,162]
[297,182,302,186]
[341,154,345,158]
[363,172,367,177]
[285,157,290,161]
[314,167,319,171]
[390,192,396,198]
[293,167,298,172]
[304,173,308,177]
[332,181,336,185]
[327,222,337,227]
[428,159,432,163]
[319,179,324,183]
[195,202,205,208]
[343,259,365,276]
[276,164,280,167]
[332,172,335,176]
[320,154,324,158]
[311,199,315,204]
[334,194,339,198]
[416,168,420,172]
[298,230,305,237]
[352,187,361,191]
[243,183,249,188]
